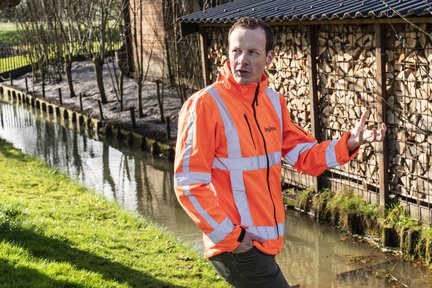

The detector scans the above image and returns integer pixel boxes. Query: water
[1,95,431,288]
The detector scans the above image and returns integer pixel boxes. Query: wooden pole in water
[58,88,62,105]
[42,81,45,99]
[98,99,104,120]
[9,73,12,86]
[130,107,136,129]
[25,78,28,92]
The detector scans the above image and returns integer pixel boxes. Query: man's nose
[237,52,249,65]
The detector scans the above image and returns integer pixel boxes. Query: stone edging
[0,83,175,160]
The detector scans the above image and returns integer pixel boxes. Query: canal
[1,94,431,288]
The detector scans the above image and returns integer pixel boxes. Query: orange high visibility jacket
[174,61,358,258]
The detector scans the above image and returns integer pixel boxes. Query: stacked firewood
[267,25,311,128]
[386,23,432,201]
[207,28,229,82]
[206,23,432,203]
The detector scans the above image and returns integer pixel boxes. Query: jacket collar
[216,61,268,101]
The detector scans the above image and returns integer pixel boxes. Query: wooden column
[199,27,210,87]
[306,25,322,192]
[375,24,390,215]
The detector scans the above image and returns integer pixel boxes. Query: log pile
[208,28,229,83]
[315,25,380,183]
[207,22,432,207]
[267,25,310,128]
[386,23,432,203]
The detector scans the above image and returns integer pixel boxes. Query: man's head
[228,17,274,85]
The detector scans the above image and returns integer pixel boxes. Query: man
[174,17,386,288]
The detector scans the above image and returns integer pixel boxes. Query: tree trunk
[136,79,143,117]
[66,60,76,98]
[94,60,107,104]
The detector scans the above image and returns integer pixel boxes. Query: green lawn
[0,138,227,288]
[0,22,18,44]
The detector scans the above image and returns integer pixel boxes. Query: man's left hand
[347,110,387,151]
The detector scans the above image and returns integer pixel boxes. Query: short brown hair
[228,17,274,53]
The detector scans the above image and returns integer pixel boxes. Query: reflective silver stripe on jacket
[184,187,234,244]
[265,87,283,140]
[207,86,242,158]
[207,86,254,226]
[207,86,284,232]
[175,172,211,186]
[212,151,281,171]
[177,87,234,244]
[326,140,341,168]
[284,141,318,166]
[247,222,285,240]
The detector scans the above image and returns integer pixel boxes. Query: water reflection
[1,96,431,288]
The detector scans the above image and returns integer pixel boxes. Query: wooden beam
[306,25,322,192]
[199,27,210,87]
[375,23,390,215]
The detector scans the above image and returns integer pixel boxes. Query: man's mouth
[236,69,250,75]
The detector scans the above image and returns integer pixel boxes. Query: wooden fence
[0,43,30,75]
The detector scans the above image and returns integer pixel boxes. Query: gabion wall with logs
[205,21,432,224]
[386,23,432,222]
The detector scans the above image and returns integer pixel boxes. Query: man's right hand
[232,231,265,254]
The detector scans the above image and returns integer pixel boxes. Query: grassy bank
[0,138,227,288]
[284,188,432,268]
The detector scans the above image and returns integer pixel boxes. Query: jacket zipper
[243,114,256,150]
[251,84,279,237]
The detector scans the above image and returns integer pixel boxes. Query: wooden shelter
[179,0,432,224]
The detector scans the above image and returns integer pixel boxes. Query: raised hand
[347,110,387,151]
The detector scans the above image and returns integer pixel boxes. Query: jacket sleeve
[174,93,242,252]
[280,96,359,176]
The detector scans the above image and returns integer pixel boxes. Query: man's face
[228,27,273,85]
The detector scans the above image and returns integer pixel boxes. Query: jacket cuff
[335,132,359,165]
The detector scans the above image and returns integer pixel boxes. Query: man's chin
[234,76,252,85]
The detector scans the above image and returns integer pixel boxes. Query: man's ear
[266,50,274,65]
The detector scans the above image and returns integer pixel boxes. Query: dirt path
[9,59,183,143]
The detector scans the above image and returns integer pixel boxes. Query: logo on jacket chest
[264,126,277,133]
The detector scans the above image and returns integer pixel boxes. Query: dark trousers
[209,247,291,288]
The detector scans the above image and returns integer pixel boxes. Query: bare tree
[48,0,83,98]
[75,0,123,104]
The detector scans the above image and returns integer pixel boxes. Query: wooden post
[98,99,104,120]
[42,81,45,99]
[306,25,322,192]
[25,78,28,92]
[9,73,12,86]
[375,24,389,216]
[79,93,83,111]
[156,80,165,123]
[130,107,136,129]
[165,116,170,141]
[58,88,62,105]
[199,27,210,87]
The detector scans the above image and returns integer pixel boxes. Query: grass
[0,22,18,44]
[0,138,228,288]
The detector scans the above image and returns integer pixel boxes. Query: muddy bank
[4,59,184,144]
